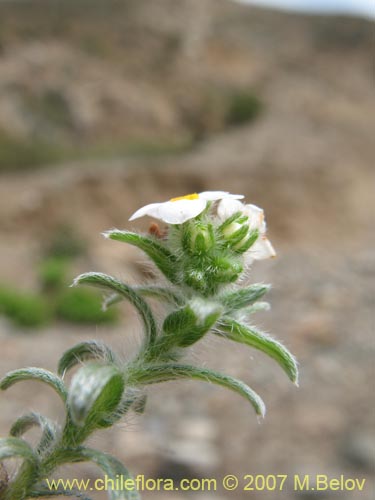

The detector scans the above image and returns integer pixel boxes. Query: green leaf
[98,392,147,427]
[103,285,183,311]
[0,437,40,500]
[220,284,270,313]
[130,363,265,417]
[10,413,57,454]
[67,363,125,428]
[162,300,222,347]
[80,449,140,500]
[0,368,67,402]
[58,341,116,377]
[72,273,157,347]
[218,319,298,384]
[0,437,37,463]
[47,447,140,500]
[103,230,178,284]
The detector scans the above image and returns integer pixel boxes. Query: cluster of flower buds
[129,191,276,295]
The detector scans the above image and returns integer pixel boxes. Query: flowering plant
[0,191,298,500]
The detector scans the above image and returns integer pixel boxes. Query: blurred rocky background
[0,0,374,499]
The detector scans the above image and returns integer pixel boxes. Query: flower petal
[129,202,164,221]
[217,199,245,220]
[130,199,207,224]
[158,199,207,224]
[199,191,244,201]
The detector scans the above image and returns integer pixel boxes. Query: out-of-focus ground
[0,1,374,499]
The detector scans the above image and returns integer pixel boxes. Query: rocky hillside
[0,0,373,168]
[0,2,374,500]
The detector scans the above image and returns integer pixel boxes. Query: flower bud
[163,299,222,347]
[220,213,254,250]
[184,222,215,255]
[212,256,243,283]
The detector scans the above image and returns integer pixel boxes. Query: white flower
[217,198,276,263]
[129,191,244,225]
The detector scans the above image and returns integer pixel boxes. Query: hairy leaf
[0,437,37,463]
[10,413,57,454]
[58,341,116,377]
[103,285,183,311]
[219,319,298,384]
[0,368,67,402]
[67,363,125,428]
[48,447,140,500]
[220,284,270,313]
[130,363,265,417]
[0,437,39,500]
[103,230,178,284]
[72,273,157,346]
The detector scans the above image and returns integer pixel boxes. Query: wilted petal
[243,204,267,233]
[246,236,276,263]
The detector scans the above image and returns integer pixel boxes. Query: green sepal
[219,318,298,384]
[234,228,259,253]
[211,256,243,284]
[218,211,243,231]
[220,284,270,313]
[103,230,178,284]
[67,363,125,429]
[10,413,58,455]
[58,341,116,377]
[72,273,157,347]
[0,368,67,402]
[130,363,265,417]
[189,222,215,254]
[224,224,249,247]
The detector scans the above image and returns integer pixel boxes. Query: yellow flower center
[170,193,199,202]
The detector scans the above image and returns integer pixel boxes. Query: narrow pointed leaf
[50,447,140,500]
[67,363,124,428]
[130,363,265,417]
[10,412,57,454]
[103,230,178,283]
[103,286,183,311]
[72,273,157,346]
[0,437,37,463]
[0,368,67,402]
[135,286,183,305]
[0,438,40,500]
[220,284,270,313]
[58,341,116,377]
[219,319,298,384]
